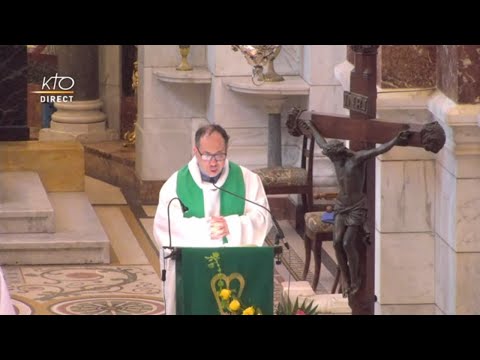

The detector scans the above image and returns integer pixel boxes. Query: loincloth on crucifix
[334,197,371,244]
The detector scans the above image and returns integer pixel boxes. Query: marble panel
[435,162,456,250]
[302,45,346,85]
[377,145,436,162]
[437,45,480,104]
[376,160,435,232]
[308,85,347,114]
[375,231,434,304]
[456,154,480,179]
[378,45,436,89]
[141,117,191,134]
[455,178,480,252]
[227,146,267,168]
[375,303,443,315]
[135,126,191,180]
[435,234,457,315]
[141,68,207,120]
[455,251,480,314]
[377,88,435,113]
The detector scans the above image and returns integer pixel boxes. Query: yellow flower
[219,289,231,300]
[242,306,255,315]
[229,299,241,312]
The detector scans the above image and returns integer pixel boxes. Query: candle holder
[231,45,284,85]
[123,60,138,146]
[176,45,193,71]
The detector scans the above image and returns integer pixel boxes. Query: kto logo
[31,73,75,103]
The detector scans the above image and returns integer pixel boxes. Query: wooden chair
[304,205,341,293]
[253,108,315,225]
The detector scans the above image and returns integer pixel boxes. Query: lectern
[175,247,274,315]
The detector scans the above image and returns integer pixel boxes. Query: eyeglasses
[197,148,227,162]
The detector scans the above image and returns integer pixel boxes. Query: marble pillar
[265,97,287,167]
[345,45,480,314]
[374,46,438,312]
[428,45,480,314]
[39,45,116,143]
[0,45,29,140]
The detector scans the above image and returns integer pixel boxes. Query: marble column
[351,45,480,314]
[265,97,287,167]
[428,45,480,314]
[373,46,438,312]
[0,45,29,140]
[39,45,116,143]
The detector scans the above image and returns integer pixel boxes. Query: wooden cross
[289,45,445,315]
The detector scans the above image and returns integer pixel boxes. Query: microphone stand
[210,180,289,265]
[161,197,189,282]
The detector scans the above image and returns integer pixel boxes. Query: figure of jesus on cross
[306,120,412,296]
[289,45,446,314]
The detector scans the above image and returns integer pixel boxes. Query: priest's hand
[210,216,230,240]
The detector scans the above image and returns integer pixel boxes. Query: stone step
[0,172,55,233]
[0,192,110,265]
[281,280,351,314]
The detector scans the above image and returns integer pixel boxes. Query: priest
[153,124,272,315]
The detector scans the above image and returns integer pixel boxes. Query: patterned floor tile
[5,265,163,315]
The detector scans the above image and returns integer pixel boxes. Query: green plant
[275,294,319,315]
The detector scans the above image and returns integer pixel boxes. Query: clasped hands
[209,216,230,240]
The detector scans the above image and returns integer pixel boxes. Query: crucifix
[289,45,446,315]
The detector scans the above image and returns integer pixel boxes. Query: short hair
[195,124,230,149]
[322,140,347,157]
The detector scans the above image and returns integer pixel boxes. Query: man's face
[193,131,227,177]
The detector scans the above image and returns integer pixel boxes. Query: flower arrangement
[205,251,261,315]
[275,294,319,315]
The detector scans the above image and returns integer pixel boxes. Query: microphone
[209,178,289,264]
[161,197,189,281]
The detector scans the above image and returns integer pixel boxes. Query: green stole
[176,162,246,244]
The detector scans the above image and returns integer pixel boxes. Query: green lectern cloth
[176,247,274,315]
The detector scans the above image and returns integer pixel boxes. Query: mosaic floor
[5,265,163,315]
[3,176,334,315]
